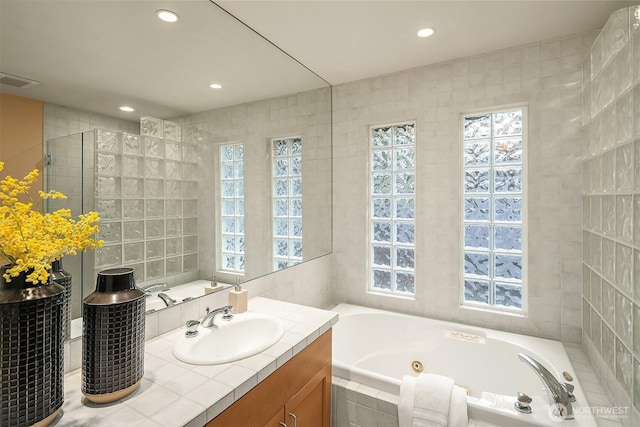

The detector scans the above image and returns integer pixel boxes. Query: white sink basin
[172,312,284,365]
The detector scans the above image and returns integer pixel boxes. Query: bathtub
[332,304,598,427]
[144,279,231,312]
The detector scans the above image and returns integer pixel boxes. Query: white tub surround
[332,304,597,427]
[57,298,338,427]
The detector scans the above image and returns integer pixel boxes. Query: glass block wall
[94,117,200,285]
[369,123,416,295]
[582,6,640,411]
[462,109,525,311]
[272,137,303,270]
[220,143,245,273]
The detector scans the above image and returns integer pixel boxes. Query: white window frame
[367,121,416,298]
[460,106,528,315]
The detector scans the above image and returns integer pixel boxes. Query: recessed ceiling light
[156,9,179,23]
[119,106,135,112]
[417,28,435,38]
[209,83,222,89]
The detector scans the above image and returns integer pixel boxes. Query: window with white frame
[369,123,416,295]
[462,108,526,311]
[220,143,245,273]
[272,137,302,270]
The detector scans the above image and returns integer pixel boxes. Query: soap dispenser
[204,274,224,295]
[228,278,247,314]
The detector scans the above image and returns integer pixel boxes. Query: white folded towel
[398,373,468,427]
[448,383,468,427]
[399,375,417,427]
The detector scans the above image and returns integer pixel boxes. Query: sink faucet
[140,282,167,296]
[518,353,574,420]
[158,292,177,307]
[201,305,234,327]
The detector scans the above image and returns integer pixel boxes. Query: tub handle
[288,412,297,427]
[562,383,576,402]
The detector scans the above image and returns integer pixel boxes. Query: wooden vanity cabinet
[207,330,332,427]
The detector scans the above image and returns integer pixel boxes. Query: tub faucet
[518,353,574,420]
[140,282,167,296]
[201,305,233,327]
[157,292,177,307]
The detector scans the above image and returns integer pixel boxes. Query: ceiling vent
[0,72,40,88]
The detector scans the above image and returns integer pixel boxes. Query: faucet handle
[562,383,576,402]
[514,392,532,414]
[517,392,532,404]
[185,320,200,337]
[222,306,234,321]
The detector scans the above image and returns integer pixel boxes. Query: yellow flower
[0,162,103,284]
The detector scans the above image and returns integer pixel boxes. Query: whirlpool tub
[331,304,598,426]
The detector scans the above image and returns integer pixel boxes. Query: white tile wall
[43,103,139,143]
[331,29,597,343]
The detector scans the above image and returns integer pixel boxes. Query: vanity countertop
[55,297,339,427]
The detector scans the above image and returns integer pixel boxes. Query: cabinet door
[263,408,284,427]
[284,365,331,427]
[207,331,332,427]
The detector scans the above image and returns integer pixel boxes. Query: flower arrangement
[0,161,103,285]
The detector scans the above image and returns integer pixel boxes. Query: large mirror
[0,1,331,337]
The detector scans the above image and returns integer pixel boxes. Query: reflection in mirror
[191,87,332,283]
[3,1,331,340]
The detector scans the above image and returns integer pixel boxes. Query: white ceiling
[0,0,633,120]
[0,0,327,119]
[218,0,634,85]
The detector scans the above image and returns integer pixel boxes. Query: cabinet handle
[279,423,287,427]
[288,412,297,427]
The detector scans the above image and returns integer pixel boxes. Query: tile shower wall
[582,6,640,423]
[332,31,597,342]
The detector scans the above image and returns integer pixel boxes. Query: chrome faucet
[140,282,168,296]
[201,305,234,327]
[185,320,200,337]
[157,292,177,307]
[518,353,574,420]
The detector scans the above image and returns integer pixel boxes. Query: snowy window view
[462,109,526,311]
[369,123,416,295]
